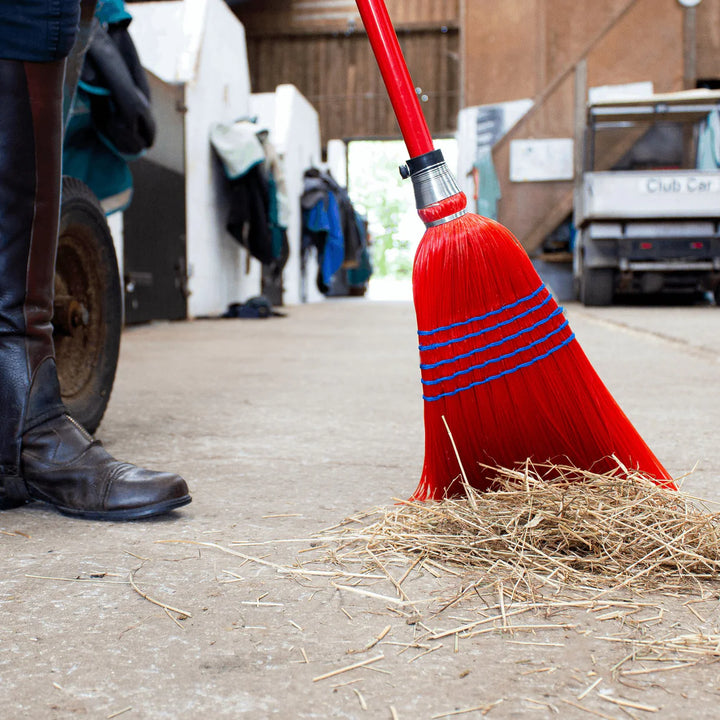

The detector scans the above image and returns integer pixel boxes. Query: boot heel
[0,475,30,509]
[0,497,28,510]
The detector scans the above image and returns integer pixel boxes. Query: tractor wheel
[53,176,122,434]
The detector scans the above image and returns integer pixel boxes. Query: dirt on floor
[2,298,720,719]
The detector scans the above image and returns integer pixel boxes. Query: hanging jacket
[62,0,153,213]
[80,0,155,157]
[210,119,290,267]
[305,191,344,288]
[697,108,720,171]
[302,168,367,293]
[346,212,372,288]
[314,170,363,268]
[226,164,275,265]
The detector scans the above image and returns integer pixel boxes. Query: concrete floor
[2,295,719,719]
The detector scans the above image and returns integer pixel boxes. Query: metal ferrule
[409,159,463,211]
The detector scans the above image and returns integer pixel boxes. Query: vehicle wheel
[580,268,614,306]
[715,284,720,308]
[53,176,122,434]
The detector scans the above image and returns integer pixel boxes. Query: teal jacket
[62,0,150,214]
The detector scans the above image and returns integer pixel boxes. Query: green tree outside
[348,139,457,280]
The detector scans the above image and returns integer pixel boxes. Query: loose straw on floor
[321,462,720,593]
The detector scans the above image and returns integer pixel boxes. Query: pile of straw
[328,463,720,592]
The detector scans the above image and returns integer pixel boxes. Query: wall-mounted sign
[509,138,574,182]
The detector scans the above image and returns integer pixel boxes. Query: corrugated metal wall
[235,0,460,143]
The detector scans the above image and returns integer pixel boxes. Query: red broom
[354,0,674,499]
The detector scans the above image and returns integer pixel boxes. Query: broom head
[410,180,673,500]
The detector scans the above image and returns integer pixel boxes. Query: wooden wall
[483,0,688,252]
[236,0,458,34]
[697,0,720,81]
[234,0,460,143]
[462,0,720,108]
[245,30,459,142]
[461,0,687,109]
[232,0,720,147]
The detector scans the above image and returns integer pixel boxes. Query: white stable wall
[184,0,259,316]
[106,213,124,287]
[141,73,185,176]
[325,139,347,186]
[250,84,323,305]
[129,0,260,318]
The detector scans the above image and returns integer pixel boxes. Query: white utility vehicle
[574,90,720,306]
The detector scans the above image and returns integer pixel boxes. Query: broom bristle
[411,194,673,500]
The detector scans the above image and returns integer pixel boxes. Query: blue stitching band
[417,284,546,337]
[419,292,552,352]
[420,307,564,370]
[422,333,576,402]
[421,320,570,387]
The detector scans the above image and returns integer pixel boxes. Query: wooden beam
[683,6,697,89]
[239,20,460,38]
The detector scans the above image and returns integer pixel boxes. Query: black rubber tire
[53,177,123,434]
[580,268,614,307]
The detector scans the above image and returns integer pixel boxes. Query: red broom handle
[355,0,434,158]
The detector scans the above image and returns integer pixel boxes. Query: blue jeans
[0,0,80,61]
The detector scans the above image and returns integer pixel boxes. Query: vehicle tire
[715,284,720,308]
[53,177,123,434]
[580,268,614,307]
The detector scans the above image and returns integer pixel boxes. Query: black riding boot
[0,58,191,519]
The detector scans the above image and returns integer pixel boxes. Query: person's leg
[0,58,67,496]
[0,10,191,519]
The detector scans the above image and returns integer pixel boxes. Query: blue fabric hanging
[305,193,345,287]
[475,150,501,220]
[697,109,720,170]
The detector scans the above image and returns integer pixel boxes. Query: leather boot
[0,58,191,520]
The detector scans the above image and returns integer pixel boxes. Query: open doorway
[347,138,458,301]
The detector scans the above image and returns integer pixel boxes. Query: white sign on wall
[588,81,654,104]
[509,138,574,182]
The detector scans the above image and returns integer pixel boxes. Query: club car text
[641,176,720,194]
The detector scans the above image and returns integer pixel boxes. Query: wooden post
[681,1,700,165]
[683,6,697,90]
[458,0,466,112]
[572,59,587,230]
